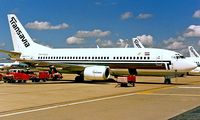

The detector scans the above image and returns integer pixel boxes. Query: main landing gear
[164,77,171,84]
[75,75,84,82]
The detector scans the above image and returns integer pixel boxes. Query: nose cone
[182,60,197,71]
[173,60,197,71]
[188,62,197,70]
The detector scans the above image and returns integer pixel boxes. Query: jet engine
[84,66,110,80]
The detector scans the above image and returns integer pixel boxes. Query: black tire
[120,83,128,87]
[12,80,16,83]
[36,79,40,82]
[75,76,84,82]
[18,80,22,83]
[164,79,171,84]
[43,79,47,82]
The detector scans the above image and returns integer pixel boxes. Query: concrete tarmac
[0,75,200,120]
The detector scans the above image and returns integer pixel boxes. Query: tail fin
[7,14,51,53]
[188,46,199,57]
[132,38,145,48]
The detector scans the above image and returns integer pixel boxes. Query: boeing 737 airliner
[3,14,197,83]
[132,38,200,76]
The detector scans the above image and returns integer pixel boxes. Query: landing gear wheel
[164,78,171,84]
[120,83,128,87]
[75,76,84,82]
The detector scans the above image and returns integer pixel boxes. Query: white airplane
[0,61,28,69]
[0,61,19,69]
[186,46,200,75]
[132,38,200,75]
[2,14,197,84]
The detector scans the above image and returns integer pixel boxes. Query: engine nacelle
[84,66,110,80]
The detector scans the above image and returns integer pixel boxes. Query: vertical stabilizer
[132,38,145,48]
[188,46,200,57]
[7,14,51,53]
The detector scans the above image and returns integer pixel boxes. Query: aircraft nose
[185,61,197,71]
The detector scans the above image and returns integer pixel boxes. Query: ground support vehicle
[0,73,3,81]
[32,71,63,82]
[2,68,63,83]
[3,69,31,83]
[115,75,136,87]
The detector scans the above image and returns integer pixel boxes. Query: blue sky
[0,0,200,57]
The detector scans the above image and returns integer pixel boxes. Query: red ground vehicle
[3,69,32,83]
[34,65,63,82]
[3,68,63,83]
[33,71,63,82]
[0,73,3,81]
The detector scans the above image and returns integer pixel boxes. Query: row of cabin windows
[38,56,109,60]
[38,56,150,60]
[113,56,150,60]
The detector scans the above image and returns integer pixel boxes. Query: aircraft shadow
[5,79,116,85]
[1,79,190,85]
[136,82,190,85]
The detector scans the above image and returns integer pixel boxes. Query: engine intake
[84,66,110,80]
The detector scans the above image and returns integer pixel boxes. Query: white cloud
[137,13,152,19]
[25,21,69,30]
[116,39,128,47]
[76,29,111,38]
[121,12,133,20]
[166,41,186,50]
[163,36,187,50]
[183,25,200,37]
[66,36,84,45]
[179,48,188,56]
[193,10,200,18]
[163,36,185,44]
[96,38,128,48]
[66,29,111,45]
[96,39,113,47]
[121,12,153,20]
[136,35,153,47]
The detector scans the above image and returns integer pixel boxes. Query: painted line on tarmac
[0,92,136,118]
[136,85,176,94]
[178,86,200,89]
[135,93,200,97]
[0,93,9,95]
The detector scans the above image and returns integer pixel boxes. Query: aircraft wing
[0,49,21,58]
[0,49,87,74]
[12,58,85,74]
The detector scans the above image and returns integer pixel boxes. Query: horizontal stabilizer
[0,49,21,58]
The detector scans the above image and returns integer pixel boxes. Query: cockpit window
[179,55,185,58]
[172,54,185,59]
